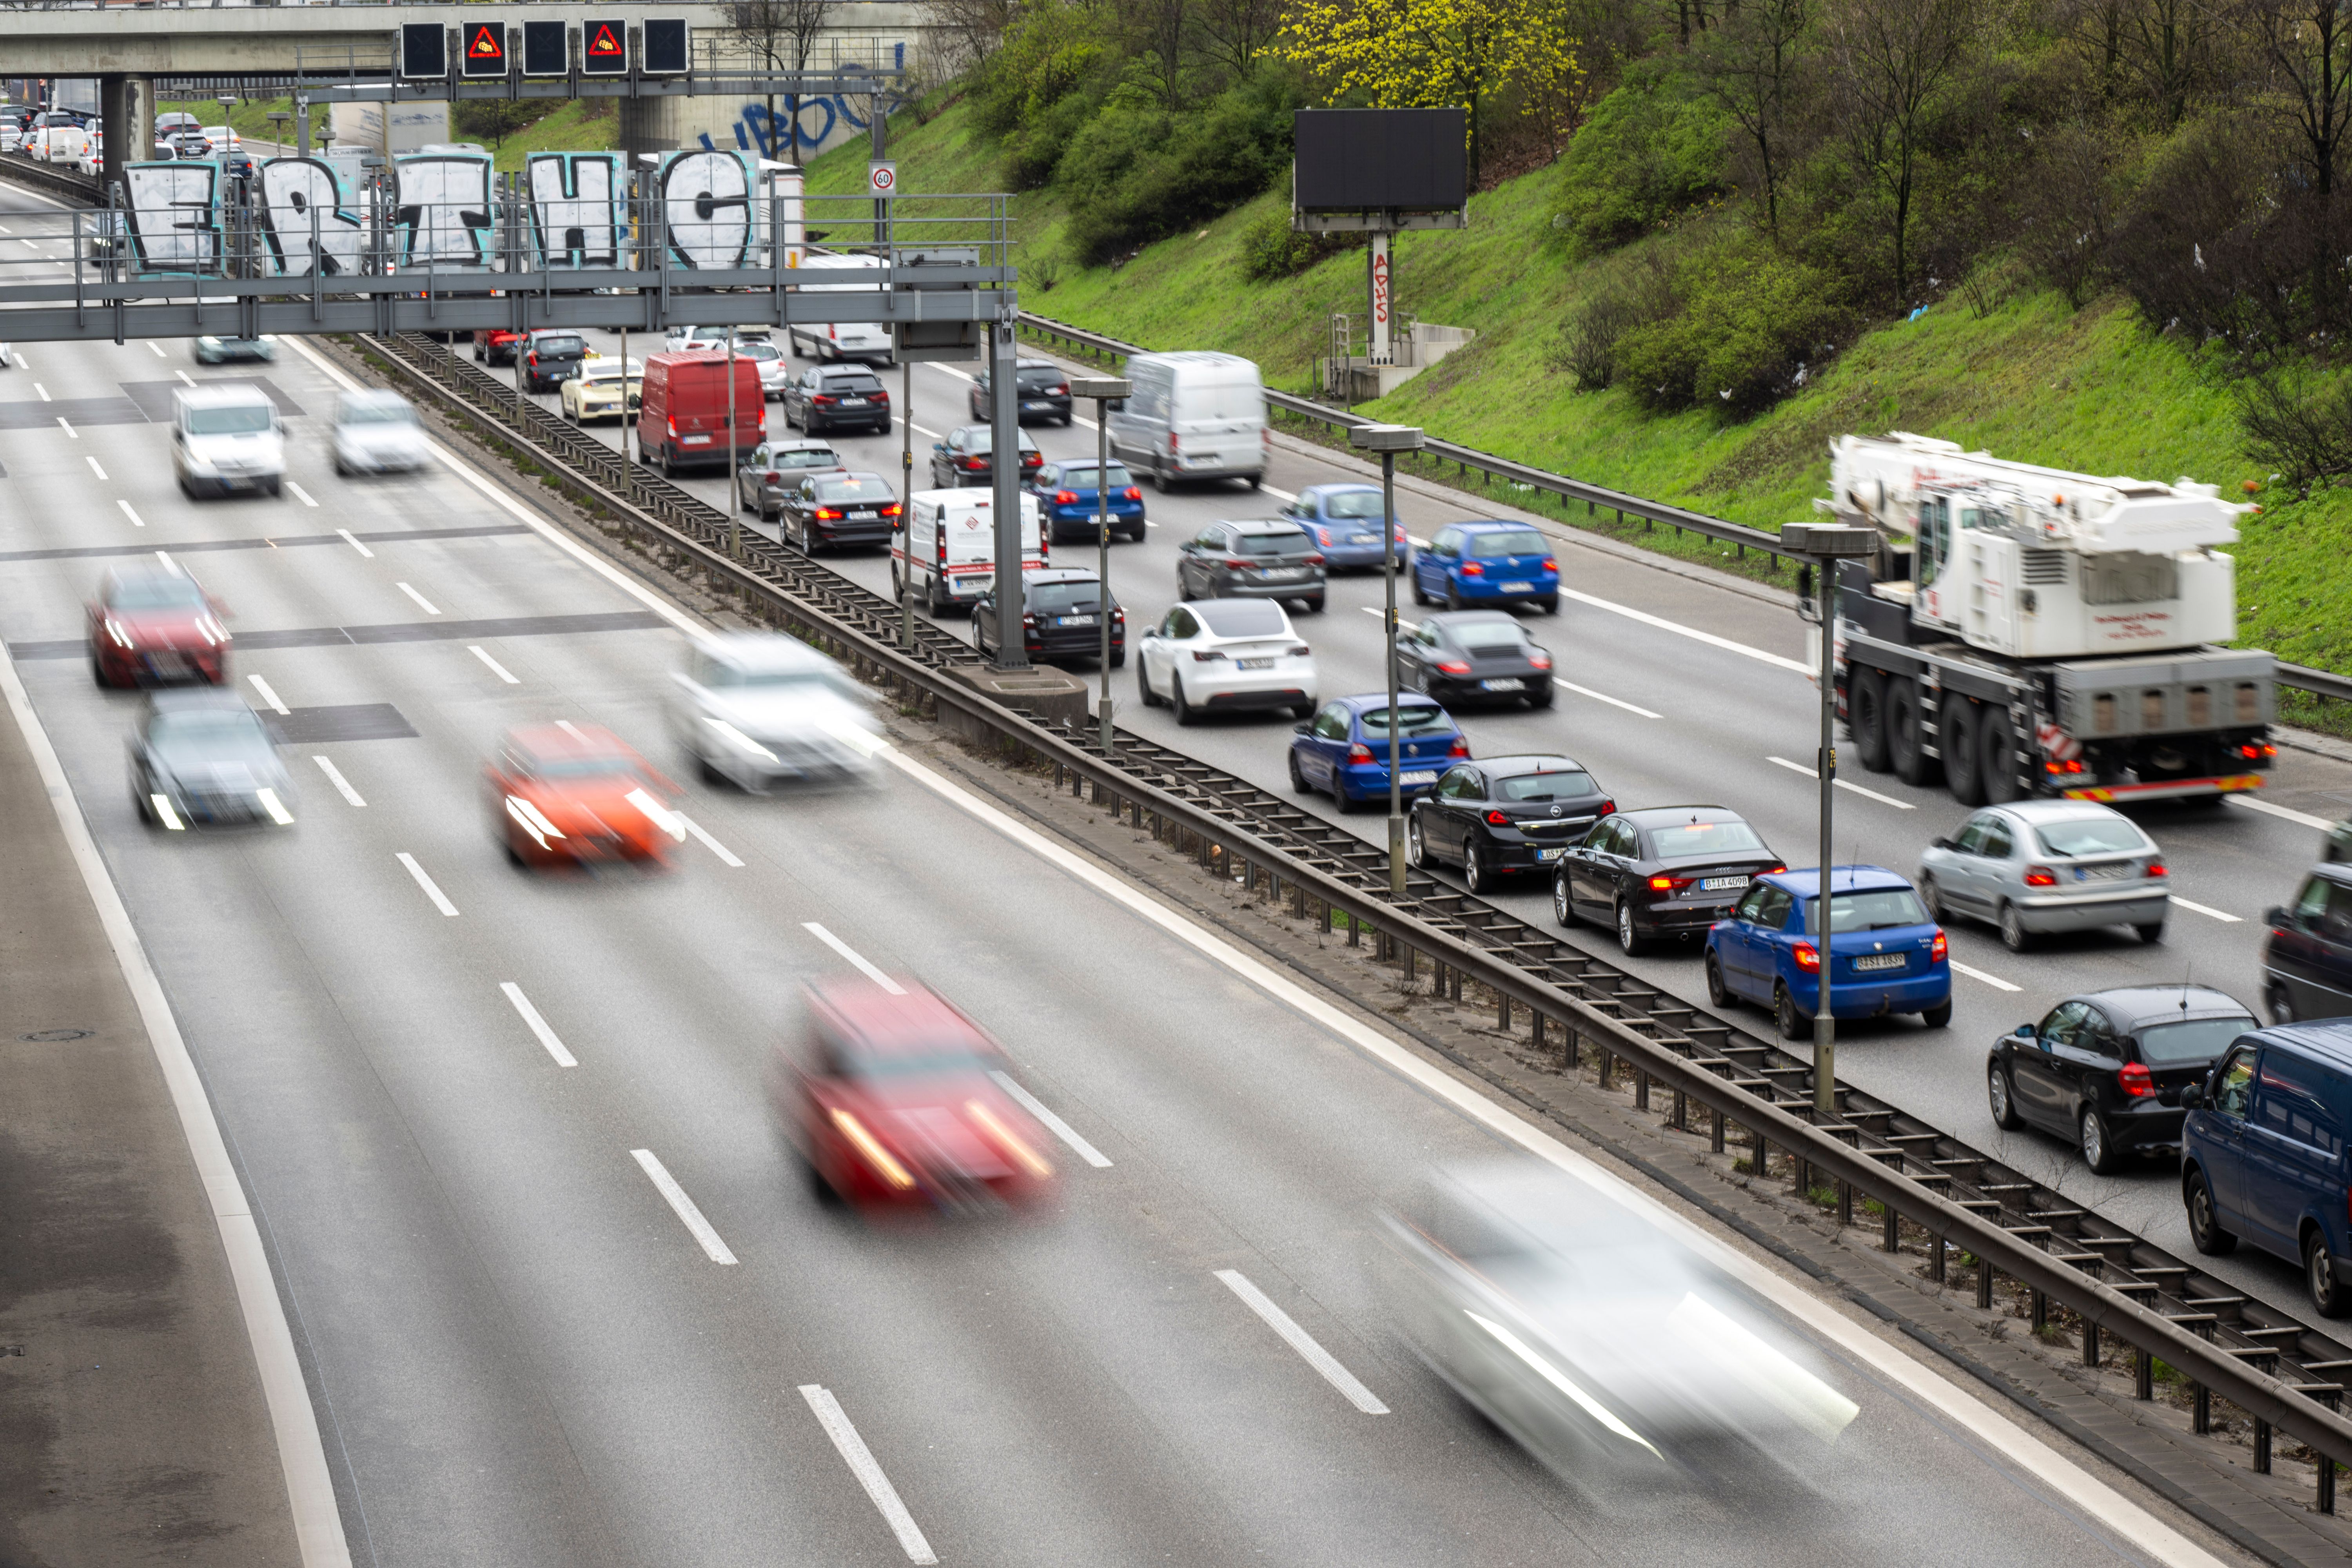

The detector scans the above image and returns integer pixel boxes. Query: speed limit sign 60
[869,161,897,196]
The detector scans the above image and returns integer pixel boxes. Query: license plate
[1238,657,1274,670]
[683,434,712,445]
[1401,769,1438,785]
[1057,615,1098,627]
[2077,863,2132,880]
[1538,846,1570,862]
[1479,678,1523,691]
[145,652,189,674]
[849,510,876,519]
[839,398,866,407]
[1024,401,1052,410]
[1499,581,1533,593]
[1265,567,1305,579]
[1701,875,1749,891]
[1853,953,1906,972]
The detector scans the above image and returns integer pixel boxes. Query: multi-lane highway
[0,176,2286,1564]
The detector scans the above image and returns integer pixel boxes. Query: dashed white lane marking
[147,340,165,357]
[1559,587,1812,674]
[2230,794,2332,831]
[797,1385,938,1564]
[1951,959,2020,993]
[336,528,373,558]
[1554,679,1659,719]
[1213,1269,1389,1414]
[117,499,144,528]
[630,1149,737,1264]
[394,852,459,916]
[246,675,290,715]
[802,922,903,991]
[676,813,743,866]
[311,755,365,807]
[176,369,196,387]
[499,982,577,1068]
[468,644,519,683]
[987,1070,1113,1167]
[34,382,49,401]
[395,581,441,615]
[1766,754,1916,809]
[2171,897,2243,924]
[55,416,74,438]
[287,481,318,507]
[85,455,105,480]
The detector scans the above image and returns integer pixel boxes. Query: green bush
[1615,239,1852,414]
[1551,64,1731,260]
[1238,209,1333,283]
[1059,70,1301,264]
[973,3,1113,189]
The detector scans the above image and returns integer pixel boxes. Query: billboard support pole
[1367,230,1391,366]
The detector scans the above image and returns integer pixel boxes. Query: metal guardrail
[0,154,100,207]
[363,326,2352,1510]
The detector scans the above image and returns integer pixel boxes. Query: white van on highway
[1106,350,1267,492]
[895,489,1044,617]
[173,383,285,499]
[788,253,894,366]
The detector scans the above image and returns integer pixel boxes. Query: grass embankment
[806,96,2352,706]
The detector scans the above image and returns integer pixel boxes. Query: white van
[173,384,285,498]
[1105,350,1268,491]
[788,253,894,365]
[894,489,1044,617]
[29,123,90,165]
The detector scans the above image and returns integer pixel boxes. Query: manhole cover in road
[19,1028,92,1042]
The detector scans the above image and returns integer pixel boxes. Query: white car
[74,133,102,177]
[737,337,789,399]
[561,357,643,423]
[0,124,23,154]
[668,633,884,791]
[661,324,731,354]
[173,383,285,499]
[1133,597,1317,723]
[201,125,242,152]
[330,389,429,476]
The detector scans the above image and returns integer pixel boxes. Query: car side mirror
[2267,905,2289,928]
[932,442,946,453]
[2180,1083,2205,1110]
[2014,1023,2035,1038]
[1292,720,1312,735]
[1931,836,1953,851]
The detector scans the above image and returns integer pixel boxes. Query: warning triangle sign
[470,27,502,56]
[589,24,622,57]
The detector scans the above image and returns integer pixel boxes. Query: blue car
[1278,483,1409,571]
[1289,693,1468,811]
[1703,866,1952,1039]
[2181,1023,2352,1315]
[1029,457,1147,544]
[1412,521,1559,613]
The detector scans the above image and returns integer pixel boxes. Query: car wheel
[2186,1169,2238,1255]
[1151,468,1169,493]
[2310,1230,2352,1318]
[1304,597,1325,614]
[1406,813,1430,868]
[1554,874,1576,927]
[2136,921,2166,945]
[1616,900,1643,956]
[809,1154,843,1207]
[1412,575,1430,607]
[1171,675,1196,726]
[2081,1106,2122,1174]
[1464,842,1489,894]
[1540,596,1561,615]
[1288,747,1310,793]
[1920,875,1950,925]
[91,655,112,689]
[1109,648,1126,669]
[1774,984,1808,1042]
[1705,951,1734,1009]
[1138,661,1160,709]
[1988,1063,2023,1129]
[1921,999,1953,1028]
[2270,982,2298,1025]
[1851,668,1891,772]
[1527,685,1555,710]
[1445,583,1463,612]
[1999,902,2032,953]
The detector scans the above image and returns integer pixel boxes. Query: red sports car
[88,563,229,688]
[779,975,1059,1214]
[487,722,684,868]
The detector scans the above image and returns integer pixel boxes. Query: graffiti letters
[392,153,495,270]
[526,152,624,269]
[658,150,753,270]
[122,162,221,278]
[257,157,364,278]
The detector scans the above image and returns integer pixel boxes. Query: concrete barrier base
[938,662,1093,742]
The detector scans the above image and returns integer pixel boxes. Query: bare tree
[2119,0,2216,127]
[1196,0,1281,76]
[928,0,1024,77]
[1699,0,1815,236]
[1120,0,1196,108]
[2236,0,2352,196]
[727,0,842,160]
[1829,0,1975,306]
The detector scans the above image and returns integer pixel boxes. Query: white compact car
[668,633,884,791]
[330,389,428,476]
[172,383,285,499]
[1134,597,1316,722]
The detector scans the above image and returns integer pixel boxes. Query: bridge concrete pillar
[619,95,680,168]
[99,73,139,197]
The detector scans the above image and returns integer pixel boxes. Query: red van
[637,351,765,476]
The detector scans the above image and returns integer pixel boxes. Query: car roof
[1623,805,1746,825]
[2314,864,2352,889]
[817,362,879,374]
[808,469,889,485]
[1450,519,1543,532]
[691,632,832,673]
[1761,866,1912,898]
[804,975,989,1057]
[2065,986,2253,1028]
[1021,568,1099,584]
[1227,518,1308,535]
[1302,482,1379,495]
[765,438,838,452]
[1990,799,2133,823]
[2242,1023,2352,1071]
[1475,754,1588,775]
[1339,691,1449,711]
[175,383,274,408]
[1425,611,1525,632]
[502,722,634,764]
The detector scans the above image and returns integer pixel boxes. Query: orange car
[487,722,684,867]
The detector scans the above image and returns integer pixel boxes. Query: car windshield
[815,478,895,504]
[1809,887,1931,931]
[1456,625,1531,655]
[1029,581,1104,613]
[582,370,639,387]
[1016,367,1066,391]
[185,405,272,435]
[339,400,416,426]
[2034,816,2148,856]
[1195,601,1287,637]
[772,449,840,469]
[108,576,207,610]
[150,711,272,762]
[1494,769,1595,802]
[533,336,584,356]
[1057,462,1132,490]
[1466,529,1548,559]
[846,1047,989,1078]
[1323,491,1387,519]
[1647,820,1767,857]
[958,430,1037,456]
[2136,1016,2252,1065]
[1236,530,1309,557]
[705,666,837,693]
[1361,704,1452,737]
[1181,382,1261,422]
[736,341,782,361]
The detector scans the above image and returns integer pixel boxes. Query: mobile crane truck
[1823,432,2277,807]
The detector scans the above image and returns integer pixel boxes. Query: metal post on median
[1071,375,1132,750]
[989,312,1027,670]
[900,357,915,649]
[1352,423,1424,895]
[726,325,741,557]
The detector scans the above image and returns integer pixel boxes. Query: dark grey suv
[1174,519,1325,613]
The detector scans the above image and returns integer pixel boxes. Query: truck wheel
[1942,697,1985,806]
[1851,669,1892,772]
[1980,710,2024,803]
[1888,679,1940,787]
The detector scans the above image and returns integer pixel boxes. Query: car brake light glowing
[1931,931,1948,962]
[1123,486,1142,501]
[2147,859,2167,878]
[1348,742,1375,764]
[2119,1061,2155,1098]
[1650,874,1678,890]
[830,1108,914,1189]
[1541,557,1558,571]
[1792,942,1821,972]
[1436,660,1472,675]
[1054,490,1079,505]
[2022,865,2058,886]
[1486,809,1512,826]
[815,506,844,521]
[1461,562,1485,577]
[1528,652,1553,670]
[880,503,902,518]
[962,457,987,470]
[813,393,836,405]
[1447,738,1470,757]
[966,1099,1053,1178]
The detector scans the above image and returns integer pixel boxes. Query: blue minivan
[2181,1023,2352,1316]
[1703,866,1953,1039]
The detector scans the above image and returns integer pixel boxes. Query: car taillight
[813,394,836,405]
[1486,809,1512,826]
[763,471,780,482]
[2147,859,2167,878]
[2023,865,2058,886]
[2237,741,2277,760]
[1649,874,1684,891]
[1541,557,1558,571]
[815,506,844,521]
[1169,431,1180,451]
[1461,562,1485,576]
[1113,608,1126,622]
[1049,490,1076,505]
[527,353,538,365]
[1289,643,1310,656]
[873,390,890,403]
[1223,557,1251,569]
[1048,385,1067,396]
[1528,652,1553,670]
[1023,452,1042,466]
[962,457,987,470]
[2119,1061,2156,1098]
[1793,942,1821,972]
[666,417,677,437]
[1435,660,1472,675]
[1931,931,1948,962]
[1191,649,1227,662]
[1123,486,1142,501]
[1447,738,1470,757]
[1597,800,1615,816]
[1022,613,1036,626]
[1305,553,1325,566]
[880,503,902,518]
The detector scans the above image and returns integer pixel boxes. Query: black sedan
[968,358,1073,426]
[929,425,1044,488]
[1554,806,1784,954]
[1406,756,1614,894]
[782,363,891,436]
[776,470,902,554]
[974,569,1124,666]
[1397,611,1555,709]
[1989,986,2256,1172]
[520,330,588,392]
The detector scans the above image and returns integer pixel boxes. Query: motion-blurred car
[668,633,884,791]
[1381,1163,1857,1480]
[776,973,1059,1214]
[1407,755,1615,895]
[329,389,428,475]
[1027,458,1146,543]
[782,362,891,436]
[173,382,284,498]
[967,358,1072,426]
[1277,483,1408,571]
[928,423,1042,488]
[1396,611,1555,708]
[561,357,642,423]
[131,690,293,831]
[1557,806,1785,955]
[89,562,230,688]
[775,470,902,555]
[1918,799,2169,951]
[1175,518,1326,613]
[193,334,275,365]
[2261,864,2352,1024]
[974,568,1123,666]
[486,722,684,869]
[1135,598,1315,724]
[737,438,844,520]
[1412,521,1560,613]
[472,327,524,367]
[521,329,588,392]
[1289,694,1468,810]
[1989,985,2255,1172]
[1704,866,1953,1038]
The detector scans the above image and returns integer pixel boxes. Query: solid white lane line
[1553,679,1659,719]
[34,382,49,401]
[677,813,744,867]
[1559,586,1811,674]
[630,1149,737,1264]
[1213,1269,1389,1414]
[499,982,578,1067]
[1766,754,1916,810]
[394,852,459,916]
[468,644,519,683]
[176,369,196,387]
[2171,896,2243,924]
[2231,794,2332,831]
[987,1070,1113,1167]
[287,481,318,508]
[311,755,365,807]
[334,528,374,557]
[797,1385,938,1564]
[85,455,105,480]
[117,500,144,528]
[396,581,441,615]
[247,674,290,715]
[1951,959,2021,993]
[56,417,75,439]
[802,922,904,991]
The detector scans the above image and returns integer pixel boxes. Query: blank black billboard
[643,19,690,74]
[400,22,448,80]
[522,20,568,77]
[1293,109,1467,212]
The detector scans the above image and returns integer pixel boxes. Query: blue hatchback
[1413,521,1559,613]
[1278,483,1409,572]
[1703,867,1953,1038]
[2181,1023,2352,1316]
[1028,458,1147,544]
[1289,694,1468,811]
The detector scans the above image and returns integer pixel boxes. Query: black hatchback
[1989,986,2256,1172]
[1554,806,1785,955]
[1407,756,1614,895]
[974,569,1124,666]
[521,330,588,392]
[968,359,1073,426]
[2263,863,2352,1024]
[1397,611,1556,709]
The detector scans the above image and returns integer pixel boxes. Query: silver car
[130,690,294,830]
[1918,799,2169,951]
[668,633,884,791]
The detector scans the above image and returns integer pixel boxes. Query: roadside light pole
[1353,423,1424,895]
[1780,522,1877,1118]
[1071,375,1132,750]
